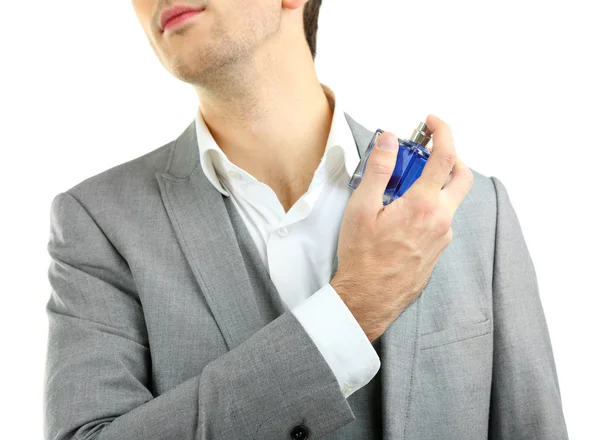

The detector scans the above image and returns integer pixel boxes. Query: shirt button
[290,424,310,439]
[277,227,288,237]
[227,169,242,180]
[343,383,354,395]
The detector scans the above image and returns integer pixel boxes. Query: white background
[1,0,598,438]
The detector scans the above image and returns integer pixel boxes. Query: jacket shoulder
[466,167,496,210]
[60,139,175,204]
[454,166,498,248]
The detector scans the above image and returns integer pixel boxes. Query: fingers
[352,131,399,216]
[440,156,474,217]
[350,115,471,223]
[409,114,456,198]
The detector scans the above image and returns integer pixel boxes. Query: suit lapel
[157,113,421,439]
[156,121,279,351]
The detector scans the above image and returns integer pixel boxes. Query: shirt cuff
[291,282,381,398]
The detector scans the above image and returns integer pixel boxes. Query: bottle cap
[410,122,432,147]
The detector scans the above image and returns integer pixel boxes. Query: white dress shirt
[194,83,380,398]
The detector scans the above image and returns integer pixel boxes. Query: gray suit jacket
[44,113,568,440]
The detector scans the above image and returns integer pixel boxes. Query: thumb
[353,131,399,215]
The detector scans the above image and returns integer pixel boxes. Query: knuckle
[441,150,457,167]
[466,169,475,186]
[369,161,395,175]
[443,227,454,244]
[418,199,437,217]
[435,212,453,236]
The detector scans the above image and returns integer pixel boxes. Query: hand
[331,114,474,343]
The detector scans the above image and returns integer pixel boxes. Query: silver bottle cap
[410,122,432,147]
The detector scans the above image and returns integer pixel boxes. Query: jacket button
[290,424,310,439]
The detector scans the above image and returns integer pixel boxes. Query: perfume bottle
[348,122,432,205]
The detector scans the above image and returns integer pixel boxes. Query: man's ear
[281,0,310,11]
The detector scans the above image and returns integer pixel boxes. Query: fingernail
[376,133,398,151]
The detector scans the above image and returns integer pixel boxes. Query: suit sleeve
[291,282,381,398]
[43,192,355,440]
[487,177,569,439]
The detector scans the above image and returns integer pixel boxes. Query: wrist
[330,277,379,343]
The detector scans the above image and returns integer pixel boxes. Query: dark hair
[303,0,322,60]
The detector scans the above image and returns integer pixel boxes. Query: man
[43,0,568,439]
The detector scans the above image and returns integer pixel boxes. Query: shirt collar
[321,83,361,180]
[195,112,232,197]
[195,83,360,198]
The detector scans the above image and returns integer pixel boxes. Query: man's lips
[160,6,205,31]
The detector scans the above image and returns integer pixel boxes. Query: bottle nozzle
[410,122,432,147]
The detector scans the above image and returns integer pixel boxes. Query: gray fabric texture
[43,113,568,439]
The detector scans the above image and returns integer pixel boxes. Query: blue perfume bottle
[348,122,432,205]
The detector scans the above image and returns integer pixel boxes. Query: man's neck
[194,52,335,213]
